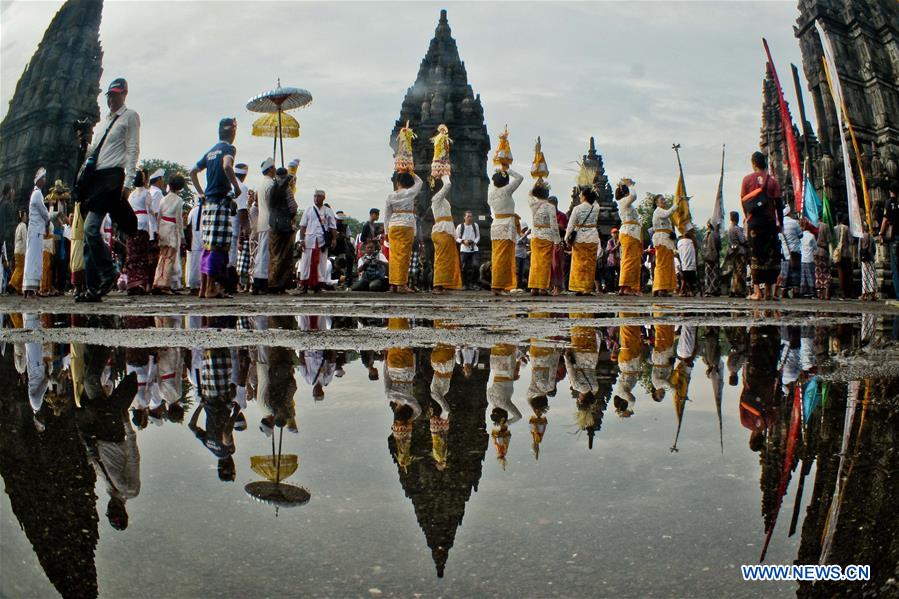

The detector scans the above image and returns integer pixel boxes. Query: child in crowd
[799,221,817,298]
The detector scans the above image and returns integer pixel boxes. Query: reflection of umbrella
[246,80,312,167]
[252,113,300,139]
[245,481,310,508]
[246,426,309,515]
[251,454,298,482]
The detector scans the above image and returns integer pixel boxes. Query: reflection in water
[1,311,897,596]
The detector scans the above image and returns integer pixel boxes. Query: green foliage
[140,158,195,206]
[341,216,363,236]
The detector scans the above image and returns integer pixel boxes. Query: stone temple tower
[0,0,104,207]
[794,0,899,216]
[391,10,491,252]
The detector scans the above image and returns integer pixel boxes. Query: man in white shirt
[228,164,250,293]
[252,159,275,294]
[780,206,801,297]
[298,189,337,293]
[77,78,140,303]
[455,211,481,287]
[799,222,817,297]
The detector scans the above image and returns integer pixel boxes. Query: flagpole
[820,57,873,232]
[672,143,686,196]
[790,63,815,184]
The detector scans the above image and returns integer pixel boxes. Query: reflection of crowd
[2,311,889,525]
[4,310,899,594]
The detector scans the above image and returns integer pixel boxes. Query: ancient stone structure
[577,137,620,238]
[0,0,103,211]
[391,10,491,254]
[790,0,899,218]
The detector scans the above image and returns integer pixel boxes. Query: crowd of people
[2,79,898,303]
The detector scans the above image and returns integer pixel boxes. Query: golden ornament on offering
[493,125,513,168]
[430,124,453,178]
[530,136,549,180]
[394,120,417,173]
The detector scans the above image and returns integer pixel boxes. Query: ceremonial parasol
[252,113,301,139]
[245,426,310,514]
[246,80,312,167]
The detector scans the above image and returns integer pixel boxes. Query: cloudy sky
[2,1,811,223]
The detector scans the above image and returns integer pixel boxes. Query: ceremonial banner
[672,172,692,234]
[821,187,834,230]
[763,39,803,216]
[815,22,865,237]
[802,175,821,226]
[711,145,725,226]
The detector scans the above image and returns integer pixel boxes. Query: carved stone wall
[0,0,104,210]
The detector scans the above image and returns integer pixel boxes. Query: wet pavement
[0,310,897,598]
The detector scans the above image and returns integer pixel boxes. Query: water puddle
[0,318,895,597]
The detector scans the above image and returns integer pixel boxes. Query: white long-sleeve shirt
[616,188,641,242]
[83,105,140,184]
[529,195,561,243]
[652,204,678,251]
[255,176,274,234]
[430,178,456,237]
[148,185,163,240]
[14,221,27,254]
[566,201,599,244]
[157,192,184,248]
[488,169,523,241]
[386,174,423,230]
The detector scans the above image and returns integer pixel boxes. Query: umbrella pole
[278,108,285,167]
[276,427,284,483]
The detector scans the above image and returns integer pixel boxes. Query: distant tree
[140,159,195,206]
[341,216,362,236]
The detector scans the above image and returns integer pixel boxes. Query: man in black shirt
[879,181,899,298]
[359,208,382,245]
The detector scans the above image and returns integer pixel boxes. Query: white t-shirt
[801,230,816,263]
[677,237,696,271]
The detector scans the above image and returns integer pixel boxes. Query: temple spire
[0,0,104,207]
[392,10,490,253]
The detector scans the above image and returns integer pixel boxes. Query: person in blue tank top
[189,118,243,298]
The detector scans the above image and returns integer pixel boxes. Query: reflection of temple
[0,348,99,599]
[391,347,489,578]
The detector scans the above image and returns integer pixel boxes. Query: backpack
[742,175,771,218]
